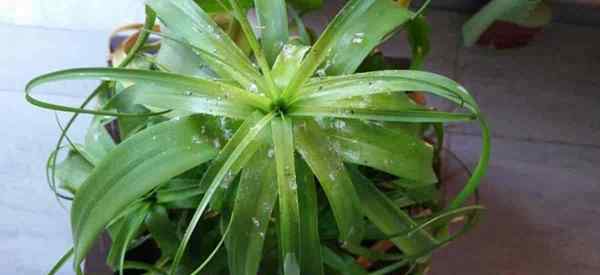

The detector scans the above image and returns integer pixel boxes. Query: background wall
[0,0,145,30]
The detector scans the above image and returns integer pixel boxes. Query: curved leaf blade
[296,158,324,275]
[272,117,301,274]
[295,70,479,113]
[145,205,180,257]
[171,111,275,273]
[281,0,380,99]
[226,145,277,275]
[294,119,364,244]
[315,118,437,184]
[347,165,437,256]
[323,1,413,75]
[70,115,217,269]
[289,105,475,123]
[55,148,94,194]
[106,202,151,273]
[27,68,270,115]
[272,44,311,89]
[106,83,256,119]
[147,0,257,77]
[255,0,289,65]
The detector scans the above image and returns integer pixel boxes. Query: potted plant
[27,0,490,274]
[462,0,552,49]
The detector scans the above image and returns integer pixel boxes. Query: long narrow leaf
[294,119,364,244]
[448,117,491,209]
[281,0,381,100]
[119,6,157,68]
[296,158,324,275]
[106,83,255,119]
[315,118,437,183]
[171,111,275,273]
[272,117,301,275]
[152,30,265,91]
[255,0,289,65]
[272,44,311,89]
[147,0,257,77]
[27,68,270,113]
[322,1,413,75]
[226,145,277,275]
[289,105,475,123]
[346,165,437,256]
[70,116,217,269]
[145,205,180,257]
[226,0,279,98]
[294,70,478,112]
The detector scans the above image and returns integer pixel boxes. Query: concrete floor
[1,3,599,275]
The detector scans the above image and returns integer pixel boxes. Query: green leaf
[321,1,413,75]
[70,115,217,269]
[294,119,364,244]
[289,105,475,123]
[106,83,256,119]
[272,117,301,275]
[119,6,157,68]
[448,117,491,209]
[106,202,151,273]
[255,0,289,65]
[147,0,257,78]
[281,0,412,99]
[272,44,311,89]
[294,70,478,112]
[83,116,116,162]
[315,118,437,183]
[153,29,263,91]
[346,165,437,256]
[55,148,94,194]
[288,0,323,13]
[46,82,113,201]
[145,205,180,257]
[171,111,275,273]
[226,145,277,275]
[193,0,253,13]
[27,68,270,116]
[155,178,206,205]
[406,15,431,70]
[225,0,279,98]
[288,7,312,45]
[49,248,73,275]
[155,25,216,78]
[296,158,324,275]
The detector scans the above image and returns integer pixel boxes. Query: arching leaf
[226,145,277,275]
[294,119,364,244]
[255,0,289,65]
[272,117,301,274]
[70,115,217,269]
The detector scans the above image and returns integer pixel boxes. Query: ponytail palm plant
[27,0,490,274]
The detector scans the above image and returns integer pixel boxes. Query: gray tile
[447,75,600,146]
[380,10,464,78]
[431,133,600,275]
[448,22,600,146]
[458,23,600,87]
[0,23,108,97]
[0,91,91,275]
